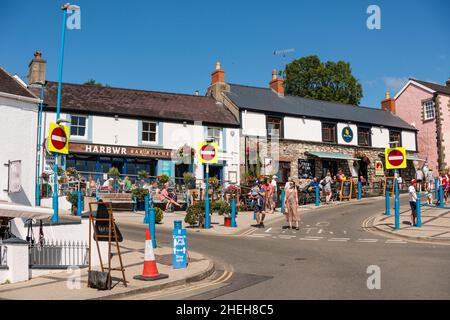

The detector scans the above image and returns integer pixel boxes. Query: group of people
[248,176,278,229]
[306,169,348,205]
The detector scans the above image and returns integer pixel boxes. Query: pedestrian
[397,175,403,191]
[283,181,299,230]
[284,177,293,190]
[416,167,424,192]
[409,179,418,226]
[426,168,435,191]
[323,172,333,204]
[270,175,278,212]
[249,181,265,228]
[265,178,275,213]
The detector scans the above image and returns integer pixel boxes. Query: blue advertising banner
[172,228,187,269]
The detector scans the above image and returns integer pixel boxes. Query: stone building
[207,62,419,186]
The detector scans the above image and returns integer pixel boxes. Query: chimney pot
[216,61,221,71]
[269,69,284,96]
[34,51,42,60]
[381,90,396,113]
[211,61,225,84]
[385,90,390,99]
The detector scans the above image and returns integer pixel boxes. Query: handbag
[26,219,35,245]
[88,270,111,290]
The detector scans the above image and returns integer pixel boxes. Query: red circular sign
[200,144,216,161]
[387,149,404,167]
[50,127,67,150]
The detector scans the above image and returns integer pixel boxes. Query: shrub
[131,187,149,201]
[183,172,196,188]
[108,167,120,178]
[154,207,164,223]
[185,201,205,227]
[138,170,149,179]
[158,174,170,184]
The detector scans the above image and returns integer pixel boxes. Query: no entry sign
[197,142,218,164]
[385,147,407,170]
[48,123,70,154]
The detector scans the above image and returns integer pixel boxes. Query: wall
[437,94,450,168]
[284,117,322,142]
[93,115,138,146]
[395,83,438,170]
[0,97,38,206]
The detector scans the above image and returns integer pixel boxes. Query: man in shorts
[409,179,418,226]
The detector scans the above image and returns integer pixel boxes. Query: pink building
[393,78,450,173]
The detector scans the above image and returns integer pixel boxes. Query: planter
[136,201,145,211]
[224,216,232,227]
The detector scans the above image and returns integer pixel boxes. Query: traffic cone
[134,229,168,281]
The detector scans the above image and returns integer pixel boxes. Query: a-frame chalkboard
[339,179,353,201]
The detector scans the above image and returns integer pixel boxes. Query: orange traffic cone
[134,229,168,281]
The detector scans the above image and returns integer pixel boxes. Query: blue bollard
[204,167,210,229]
[143,195,149,224]
[77,191,82,216]
[394,178,399,230]
[231,198,237,228]
[281,189,285,213]
[149,206,156,248]
[416,197,422,228]
[315,186,319,207]
[439,185,444,208]
[435,178,439,201]
[385,191,390,216]
[358,181,362,201]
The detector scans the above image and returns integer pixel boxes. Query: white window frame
[141,121,158,144]
[70,114,88,139]
[206,127,222,146]
[423,100,435,121]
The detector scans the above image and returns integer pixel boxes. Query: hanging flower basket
[177,145,195,164]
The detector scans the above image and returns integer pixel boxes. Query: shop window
[70,115,87,138]
[389,130,401,147]
[357,127,371,147]
[142,121,158,143]
[267,116,283,139]
[422,100,435,121]
[207,127,222,146]
[322,123,336,143]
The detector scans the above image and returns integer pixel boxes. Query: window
[267,116,283,138]
[70,115,87,138]
[142,121,157,143]
[207,127,222,145]
[423,100,435,120]
[357,127,371,147]
[322,123,336,143]
[389,130,401,147]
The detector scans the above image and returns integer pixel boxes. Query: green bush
[158,174,170,184]
[154,207,164,223]
[138,170,149,179]
[108,167,120,177]
[185,201,205,227]
[66,191,78,207]
[131,187,149,201]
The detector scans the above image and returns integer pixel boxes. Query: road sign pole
[416,197,422,228]
[394,169,399,230]
[149,206,156,248]
[315,185,319,207]
[435,178,439,200]
[439,185,444,208]
[385,190,390,216]
[231,198,237,228]
[204,164,210,229]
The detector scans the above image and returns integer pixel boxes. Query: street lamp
[52,3,80,224]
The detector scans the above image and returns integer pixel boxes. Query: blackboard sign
[340,180,353,201]
[384,177,395,195]
[298,159,315,179]
[94,202,123,242]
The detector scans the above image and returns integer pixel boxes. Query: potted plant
[108,167,120,191]
[131,187,149,211]
[183,172,196,189]
[185,201,205,227]
[138,170,148,179]
[154,207,164,224]
[208,176,220,190]
[65,167,78,177]
[158,174,170,185]
[66,191,79,215]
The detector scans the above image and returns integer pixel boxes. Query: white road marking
[279,235,296,239]
[343,231,347,235]
[329,231,334,234]
[356,239,378,243]
[328,238,350,242]
[299,237,320,241]
[386,239,407,243]
[265,228,272,233]
[318,229,323,234]
[247,234,266,238]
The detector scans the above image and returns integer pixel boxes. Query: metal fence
[0,244,6,267]
[29,240,88,269]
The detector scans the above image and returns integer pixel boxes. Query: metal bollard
[143,195,149,224]
[231,198,237,228]
[435,178,439,201]
[77,191,82,216]
[357,181,362,201]
[416,197,422,228]
[315,186,319,207]
[281,189,285,213]
[385,191,390,216]
[439,185,444,208]
[149,206,156,248]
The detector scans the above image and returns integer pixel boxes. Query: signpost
[385,147,407,170]
[172,221,187,269]
[197,142,218,229]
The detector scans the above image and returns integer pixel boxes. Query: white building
[0,66,40,206]
[28,54,240,186]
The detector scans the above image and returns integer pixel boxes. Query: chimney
[27,51,46,88]
[381,90,396,113]
[211,61,225,84]
[269,69,284,96]
[446,77,450,87]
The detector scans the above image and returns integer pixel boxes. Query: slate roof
[411,79,450,96]
[0,67,37,99]
[225,84,416,131]
[40,81,239,127]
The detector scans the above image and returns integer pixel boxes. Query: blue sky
[0,0,449,108]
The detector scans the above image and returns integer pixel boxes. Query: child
[409,179,418,226]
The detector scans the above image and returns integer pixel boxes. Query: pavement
[368,199,450,244]
[0,239,214,300]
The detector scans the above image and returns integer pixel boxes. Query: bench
[97,193,136,211]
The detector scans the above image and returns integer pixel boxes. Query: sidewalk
[0,240,214,300]
[369,204,450,244]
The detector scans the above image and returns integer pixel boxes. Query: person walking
[265,178,275,213]
[284,181,299,230]
[270,175,278,212]
[416,168,424,192]
[409,179,418,226]
[323,172,333,204]
[249,181,265,228]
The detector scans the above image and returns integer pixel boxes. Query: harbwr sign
[70,143,174,159]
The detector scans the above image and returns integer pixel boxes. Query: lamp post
[52,3,80,224]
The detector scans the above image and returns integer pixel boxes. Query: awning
[406,155,426,161]
[0,202,52,220]
[306,151,358,161]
